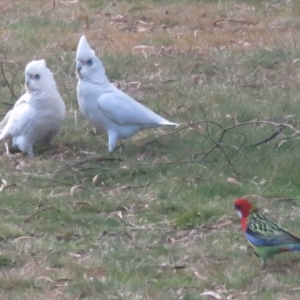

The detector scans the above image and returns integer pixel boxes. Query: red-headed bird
[234,198,300,269]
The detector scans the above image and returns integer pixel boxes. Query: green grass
[1,0,300,299]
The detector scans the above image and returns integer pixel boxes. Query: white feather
[76,36,178,152]
[235,210,242,219]
[0,60,65,156]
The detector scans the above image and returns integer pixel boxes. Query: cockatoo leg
[13,136,35,156]
[107,131,118,153]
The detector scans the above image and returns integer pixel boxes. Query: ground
[0,0,300,299]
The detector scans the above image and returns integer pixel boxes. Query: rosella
[234,198,300,269]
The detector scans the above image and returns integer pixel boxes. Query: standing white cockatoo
[76,36,178,152]
[0,60,66,156]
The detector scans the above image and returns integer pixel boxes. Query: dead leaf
[194,270,207,280]
[227,177,241,186]
[0,179,8,192]
[200,290,223,299]
[115,211,123,219]
[137,26,148,33]
[56,230,74,240]
[92,174,100,185]
[174,264,186,269]
[190,74,205,85]
[15,160,29,171]
[68,252,83,258]
[70,184,85,196]
[168,238,176,243]
[189,124,204,133]
[4,143,14,157]
[48,192,70,198]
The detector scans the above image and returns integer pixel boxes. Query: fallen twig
[128,120,223,152]
[53,156,123,177]
[246,124,285,148]
[0,50,21,103]
[132,120,297,168]
[96,183,150,191]
[24,206,60,222]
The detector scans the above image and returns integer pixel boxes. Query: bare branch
[246,124,285,148]
[129,120,224,152]
[130,119,298,170]
[0,50,21,107]
[24,206,60,222]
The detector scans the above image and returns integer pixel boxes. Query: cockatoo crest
[76,36,107,83]
[76,36,93,60]
[25,59,56,92]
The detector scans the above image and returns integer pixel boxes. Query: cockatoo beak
[25,75,30,86]
[76,61,83,72]
[76,61,84,79]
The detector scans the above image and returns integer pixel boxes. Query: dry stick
[196,133,232,165]
[194,136,244,165]
[202,144,245,182]
[194,123,243,161]
[0,51,20,102]
[206,121,292,161]
[212,121,287,151]
[135,159,206,166]
[53,157,123,177]
[57,121,290,179]
[245,124,285,149]
[0,49,8,60]
[131,120,297,155]
[221,120,298,138]
[206,145,245,181]
[24,206,60,222]
[128,120,298,172]
[0,61,18,103]
[205,124,289,182]
[265,139,298,192]
[128,120,224,152]
[204,124,285,166]
[138,120,300,158]
[9,66,21,100]
[97,183,150,192]
[126,219,170,230]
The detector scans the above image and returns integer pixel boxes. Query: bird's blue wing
[246,211,300,247]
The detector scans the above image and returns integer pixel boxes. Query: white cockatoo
[0,60,66,156]
[76,36,178,152]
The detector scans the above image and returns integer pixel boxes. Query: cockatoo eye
[34,74,40,80]
[86,59,93,66]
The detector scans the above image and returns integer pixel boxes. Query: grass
[0,0,300,298]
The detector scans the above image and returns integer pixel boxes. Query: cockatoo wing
[98,87,177,126]
[0,95,36,140]
[0,110,12,132]
[0,93,29,133]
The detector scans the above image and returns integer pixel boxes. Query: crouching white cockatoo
[0,60,65,156]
